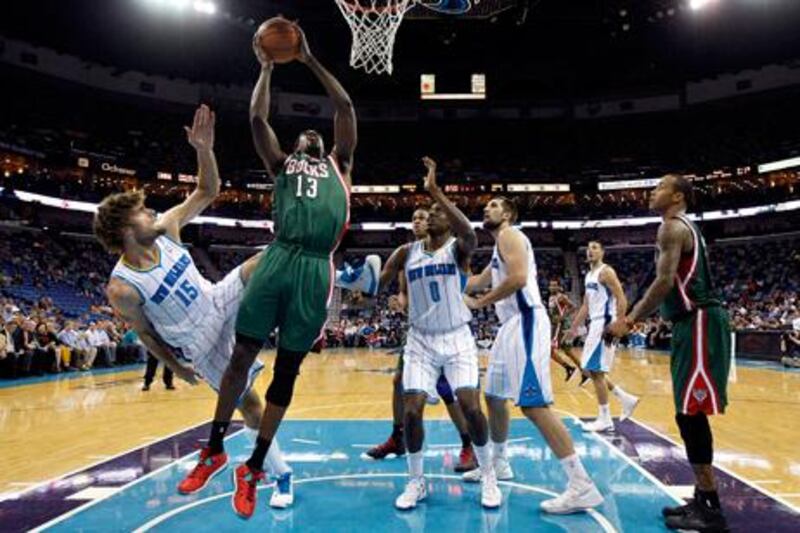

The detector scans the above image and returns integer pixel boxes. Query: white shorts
[191,266,264,394]
[402,324,479,399]
[581,319,616,373]
[486,308,553,407]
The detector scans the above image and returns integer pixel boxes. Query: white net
[334,0,417,75]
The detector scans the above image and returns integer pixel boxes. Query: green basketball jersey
[660,215,721,321]
[273,153,350,253]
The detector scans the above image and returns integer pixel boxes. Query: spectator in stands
[781,329,800,368]
[57,321,87,370]
[14,319,36,376]
[34,322,60,373]
[117,325,147,365]
[1,319,22,378]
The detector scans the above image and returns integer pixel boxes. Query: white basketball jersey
[491,228,544,324]
[110,236,214,359]
[585,264,616,322]
[405,238,472,333]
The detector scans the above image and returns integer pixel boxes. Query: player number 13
[295,176,318,199]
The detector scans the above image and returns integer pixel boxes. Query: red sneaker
[232,463,265,519]
[365,435,405,460]
[454,446,478,473]
[177,447,228,495]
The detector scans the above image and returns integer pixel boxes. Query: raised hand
[422,156,439,193]
[184,104,215,152]
[292,22,314,64]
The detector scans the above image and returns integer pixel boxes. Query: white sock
[474,443,493,473]
[408,451,424,479]
[612,386,635,403]
[265,438,292,477]
[598,403,611,421]
[560,454,590,485]
[492,440,508,462]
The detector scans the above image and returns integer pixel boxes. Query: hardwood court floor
[1,348,798,507]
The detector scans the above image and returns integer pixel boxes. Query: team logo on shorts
[692,388,708,403]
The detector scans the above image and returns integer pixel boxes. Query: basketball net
[334,0,417,75]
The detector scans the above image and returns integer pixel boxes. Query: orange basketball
[256,17,300,64]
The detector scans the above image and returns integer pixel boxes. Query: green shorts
[236,241,332,353]
[670,306,731,416]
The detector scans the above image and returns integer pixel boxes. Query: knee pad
[436,375,455,405]
[266,348,307,408]
[675,413,713,465]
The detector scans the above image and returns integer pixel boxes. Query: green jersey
[660,214,721,321]
[273,153,350,253]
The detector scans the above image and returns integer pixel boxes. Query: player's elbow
[510,274,527,290]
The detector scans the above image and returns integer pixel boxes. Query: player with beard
[98,105,294,509]
[607,174,731,532]
[463,197,603,514]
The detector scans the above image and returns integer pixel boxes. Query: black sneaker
[665,502,729,532]
[142,384,151,391]
[564,366,576,382]
[662,498,695,518]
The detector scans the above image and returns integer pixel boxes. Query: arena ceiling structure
[1,0,800,100]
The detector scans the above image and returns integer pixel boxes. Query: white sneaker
[336,255,382,296]
[395,477,427,510]
[619,395,640,422]
[269,472,294,509]
[582,418,614,432]
[495,458,514,480]
[462,458,514,483]
[481,468,502,509]
[540,481,603,514]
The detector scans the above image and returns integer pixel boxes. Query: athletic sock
[208,421,229,454]
[407,451,424,479]
[492,440,508,462]
[474,443,493,473]
[598,403,611,422]
[696,489,721,511]
[560,454,591,485]
[246,436,271,472]
[265,438,292,477]
[460,432,472,449]
[612,385,634,403]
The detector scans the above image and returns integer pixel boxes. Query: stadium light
[193,1,217,15]
[689,0,718,11]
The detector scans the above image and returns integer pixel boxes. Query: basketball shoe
[177,447,228,495]
[232,464,265,519]
[540,479,603,514]
[395,477,427,510]
[365,434,405,460]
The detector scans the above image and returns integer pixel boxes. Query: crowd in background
[2,226,799,381]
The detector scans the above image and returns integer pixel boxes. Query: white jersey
[585,264,616,322]
[491,228,544,324]
[110,235,215,360]
[405,238,472,333]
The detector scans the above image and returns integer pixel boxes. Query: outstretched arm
[250,34,288,176]
[466,264,492,294]
[296,25,356,179]
[464,228,525,310]
[607,219,688,337]
[106,280,199,385]
[380,244,411,289]
[422,157,477,268]
[157,105,221,241]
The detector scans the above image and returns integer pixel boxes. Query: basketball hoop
[334,0,417,75]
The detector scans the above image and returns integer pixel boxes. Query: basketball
[256,17,300,64]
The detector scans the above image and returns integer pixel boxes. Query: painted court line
[630,418,800,514]
[553,409,684,505]
[131,473,618,533]
[11,420,211,501]
[30,427,246,532]
[291,438,321,445]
